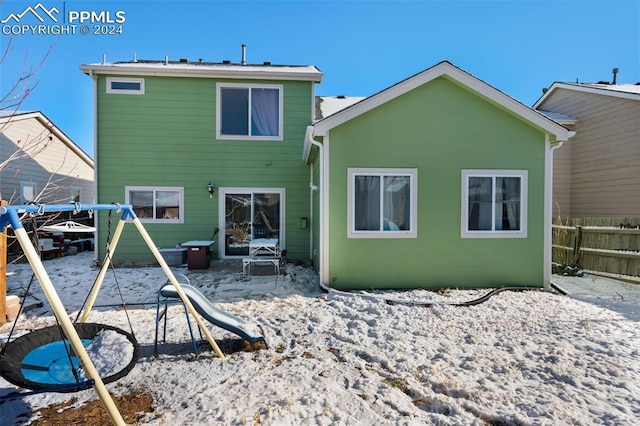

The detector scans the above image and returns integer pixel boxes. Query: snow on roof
[537,110,577,124]
[315,96,366,120]
[80,59,323,82]
[0,110,36,119]
[578,83,640,94]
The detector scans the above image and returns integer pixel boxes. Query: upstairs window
[462,170,527,238]
[217,83,283,140]
[106,77,145,94]
[126,187,183,223]
[348,168,417,238]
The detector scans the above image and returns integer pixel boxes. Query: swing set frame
[0,203,225,426]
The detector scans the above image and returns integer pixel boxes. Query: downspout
[544,135,565,291]
[309,161,315,257]
[88,69,99,263]
[305,126,325,286]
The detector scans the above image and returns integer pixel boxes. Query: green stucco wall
[94,75,314,262]
[326,76,547,289]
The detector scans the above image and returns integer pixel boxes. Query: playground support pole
[130,217,226,359]
[78,218,126,323]
[12,226,125,426]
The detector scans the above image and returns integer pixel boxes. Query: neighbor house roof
[80,58,324,82]
[533,82,640,108]
[0,110,94,167]
[311,60,570,138]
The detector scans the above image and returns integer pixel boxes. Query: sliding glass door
[221,189,283,257]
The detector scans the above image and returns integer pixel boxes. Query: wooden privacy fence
[552,217,640,282]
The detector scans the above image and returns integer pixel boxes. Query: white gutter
[79,64,323,82]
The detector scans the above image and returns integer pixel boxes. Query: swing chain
[28,203,46,218]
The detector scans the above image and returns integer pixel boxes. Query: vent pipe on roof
[102,54,106,64]
[241,44,247,65]
[133,52,137,63]
[612,67,619,84]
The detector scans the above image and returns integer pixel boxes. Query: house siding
[95,75,314,262]
[326,76,547,289]
[1,115,94,204]
[539,89,640,217]
[552,132,572,218]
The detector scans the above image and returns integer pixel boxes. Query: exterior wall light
[207,182,215,198]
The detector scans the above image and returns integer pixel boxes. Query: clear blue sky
[2,0,638,157]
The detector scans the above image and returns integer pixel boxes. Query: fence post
[573,225,583,265]
[0,200,7,326]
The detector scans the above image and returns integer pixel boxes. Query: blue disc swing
[1,322,138,394]
[1,205,139,395]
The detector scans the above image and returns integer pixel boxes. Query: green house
[304,61,571,290]
[82,58,570,290]
[81,57,323,263]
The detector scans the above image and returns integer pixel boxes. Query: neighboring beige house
[534,81,640,218]
[0,111,95,204]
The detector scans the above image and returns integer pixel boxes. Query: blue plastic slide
[159,284,268,348]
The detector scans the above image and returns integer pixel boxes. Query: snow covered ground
[1,252,639,425]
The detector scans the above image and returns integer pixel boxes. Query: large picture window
[125,187,183,223]
[462,170,527,238]
[348,168,417,238]
[217,83,283,140]
[219,188,284,258]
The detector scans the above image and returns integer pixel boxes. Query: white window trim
[461,169,528,238]
[107,77,145,94]
[216,82,284,141]
[125,186,184,224]
[347,168,418,239]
